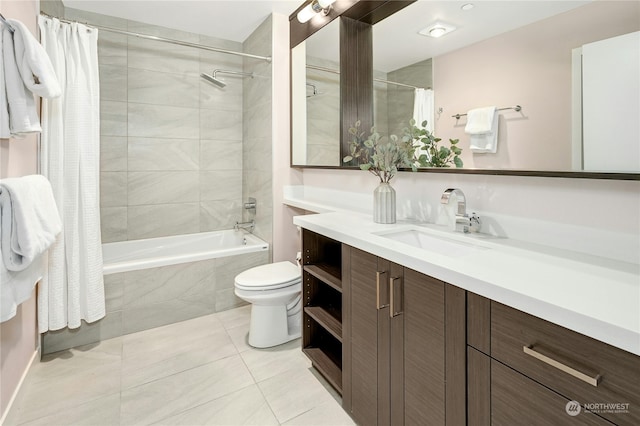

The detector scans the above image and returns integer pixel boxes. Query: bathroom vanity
[295,212,640,426]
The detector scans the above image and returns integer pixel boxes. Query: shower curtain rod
[306,64,429,90]
[39,13,272,62]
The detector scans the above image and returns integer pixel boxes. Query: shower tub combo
[42,229,269,354]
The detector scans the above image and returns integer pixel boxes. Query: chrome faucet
[440,188,481,233]
[234,220,255,233]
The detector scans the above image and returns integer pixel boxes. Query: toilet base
[247,304,301,348]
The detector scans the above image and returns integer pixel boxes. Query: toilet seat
[234,261,301,291]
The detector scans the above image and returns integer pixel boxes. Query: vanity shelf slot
[305,306,342,342]
[304,264,342,292]
[303,347,342,394]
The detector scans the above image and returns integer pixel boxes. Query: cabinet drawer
[491,301,640,425]
[492,359,610,426]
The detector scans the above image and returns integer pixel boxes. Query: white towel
[0,26,10,138]
[2,25,41,136]
[7,18,61,99]
[0,244,43,323]
[465,106,499,153]
[0,175,62,271]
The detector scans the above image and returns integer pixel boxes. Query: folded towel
[0,175,62,271]
[465,106,497,135]
[7,18,61,99]
[469,113,499,153]
[2,26,41,136]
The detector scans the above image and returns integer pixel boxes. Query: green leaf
[454,156,463,168]
[450,138,459,145]
[360,163,371,171]
[421,120,428,128]
[343,156,353,163]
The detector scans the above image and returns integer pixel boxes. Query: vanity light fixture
[419,21,457,38]
[297,0,337,23]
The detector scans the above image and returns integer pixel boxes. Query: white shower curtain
[413,88,434,161]
[37,16,105,333]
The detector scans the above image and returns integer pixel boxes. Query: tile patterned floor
[6,306,355,426]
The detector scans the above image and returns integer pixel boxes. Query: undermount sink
[374,227,489,257]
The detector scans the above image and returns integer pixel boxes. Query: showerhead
[200,69,254,89]
[200,72,226,88]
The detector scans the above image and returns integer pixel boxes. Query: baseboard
[0,347,40,425]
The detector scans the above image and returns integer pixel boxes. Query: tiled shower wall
[63,8,247,243]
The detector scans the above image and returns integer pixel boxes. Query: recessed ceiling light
[461,3,475,11]
[418,21,457,38]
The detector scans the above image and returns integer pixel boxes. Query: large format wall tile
[100,172,127,207]
[200,170,242,201]
[200,109,242,140]
[128,68,200,108]
[42,312,124,355]
[128,137,199,171]
[100,101,127,136]
[127,203,199,239]
[128,103,199,139]
[100,136,127,171]
[128,171,199,205]
[99,64,127,102]
[100,207,127,243]
[200,200,242,232]
[127,37,199,78]
[200,139,242,170]
[121,298,214,335]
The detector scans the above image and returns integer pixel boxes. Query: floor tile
[226,324,252,353]
[216,305,251,330]
[240,338,310,383]
[258,366,336,424]
[17,393,121,426]
[282,398,355,426]
[122,328,237,389]
[152,384,278,426]
[120,354,254,425]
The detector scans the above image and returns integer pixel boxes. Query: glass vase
[373,182,396,224]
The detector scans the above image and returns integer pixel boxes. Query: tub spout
[234,220,255,233]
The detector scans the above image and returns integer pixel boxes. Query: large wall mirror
[290,0,640,179]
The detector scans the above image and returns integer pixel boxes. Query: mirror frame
[289,0,640,180]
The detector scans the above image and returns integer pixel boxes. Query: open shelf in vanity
[301,229,343,394]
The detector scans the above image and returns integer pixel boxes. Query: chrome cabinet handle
[523,345,601,387]
[376,271,389,310]
[390,276,403,318]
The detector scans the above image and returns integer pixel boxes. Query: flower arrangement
[343,119,463,181]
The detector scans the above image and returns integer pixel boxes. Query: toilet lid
[235,261,301,290]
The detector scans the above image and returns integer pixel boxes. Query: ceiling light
[297,0,337,23]
[461,3,475,11]
[419,21,457,38]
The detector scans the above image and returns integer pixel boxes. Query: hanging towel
[8,18,61,99]
[0,244,44,323]
[2,25,41,136]
[0,175,62,272]
[0,27,10,138]
[465,106,499,153]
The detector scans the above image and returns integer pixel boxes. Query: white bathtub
[102,230,269,275]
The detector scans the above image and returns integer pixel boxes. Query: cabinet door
[391,268,446,426]
[344,247,391,426]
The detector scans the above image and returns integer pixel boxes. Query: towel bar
[452,105,521,120]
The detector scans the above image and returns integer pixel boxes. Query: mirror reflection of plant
[404,119,463,168]
[343,120,417,183]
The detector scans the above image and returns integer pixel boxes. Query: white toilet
[234,261,302,348]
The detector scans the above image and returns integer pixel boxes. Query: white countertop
[293,211,640,356]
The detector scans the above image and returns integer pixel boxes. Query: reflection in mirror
[291,18,341,166]
[371,0,639,173]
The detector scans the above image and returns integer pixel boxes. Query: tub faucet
[440,188,481,233]
[234,220,255,233]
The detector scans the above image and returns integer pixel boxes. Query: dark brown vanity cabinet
[467,294,640,426]
[301,229,344,394]
[341,246,466,426]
